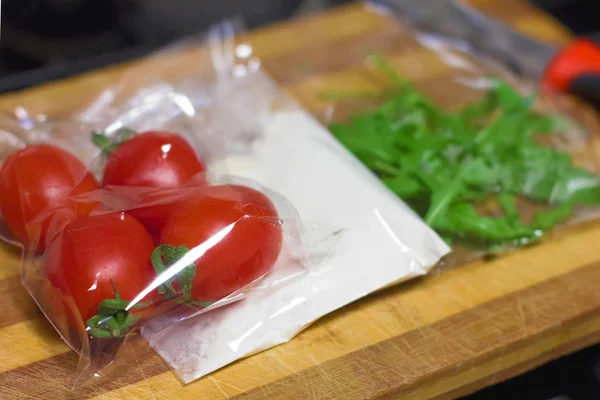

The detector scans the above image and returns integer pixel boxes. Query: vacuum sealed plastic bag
[0,127,341,387]
[150,107,450,382]
[310,1,600,266]
[21,176,331,386]
[0,21,342,387]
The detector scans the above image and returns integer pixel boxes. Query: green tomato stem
[91,128,137,155]
[151,244,214,308]
[86,282,147,339]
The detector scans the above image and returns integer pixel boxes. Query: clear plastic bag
[0,20,342,388]
[0,132,341,388]
[20,177,334,387]
[312,0,600,267]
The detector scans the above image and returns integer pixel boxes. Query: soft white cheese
[144,109,450,383]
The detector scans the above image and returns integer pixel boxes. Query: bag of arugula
[322,52,600,264]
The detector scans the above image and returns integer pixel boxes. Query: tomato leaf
[89,328,113,339]
[120,313,140,332]
[151,244,197,303]
[98,299,131,316]
[114,310,127,325]
[86,282,148,339]
[92,128,137,155]
[86,315,107,328]
[111,280,121,301]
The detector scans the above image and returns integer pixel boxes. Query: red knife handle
[542,38,600,108]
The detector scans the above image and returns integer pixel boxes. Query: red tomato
[101,131,206,188]
[122,186,198,240]
[157,185,283,302]
[0,144,100,252]
[233,185,279,218]
[45,213,157,331]
[127,184,278,241]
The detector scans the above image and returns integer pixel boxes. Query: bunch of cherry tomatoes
[0,130,283,339]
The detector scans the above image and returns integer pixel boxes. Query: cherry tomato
[101,131,206,188]
[127,184,277,241]
[119,186,198,240]
[0,144,100,252]
[45,213,157,336]
[156,185,283,302]
[233,185,279,218]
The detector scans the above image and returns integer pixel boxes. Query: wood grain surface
[0,1,597,399]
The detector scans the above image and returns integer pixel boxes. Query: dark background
[1,0,600,398]
[1,0,599,92]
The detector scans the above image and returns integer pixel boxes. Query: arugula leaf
[370,54,410,90]
[498,193,519,221]
[331,116,402,174]
[488,79,534,112]
[425,177,464,225]
[442,202,535,242]
[383,174,423,198]
[531,202,574,231]
[328,56,600,252]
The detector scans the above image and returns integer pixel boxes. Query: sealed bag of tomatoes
[0,130,339,387]
[0,19,336,388]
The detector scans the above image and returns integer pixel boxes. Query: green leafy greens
[329,55,600,251]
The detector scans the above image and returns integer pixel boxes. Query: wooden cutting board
[0,1,598,399]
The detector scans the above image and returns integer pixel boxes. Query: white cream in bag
[145,109,450,383]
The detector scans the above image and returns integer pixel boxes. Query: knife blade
[377,0,600,108]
